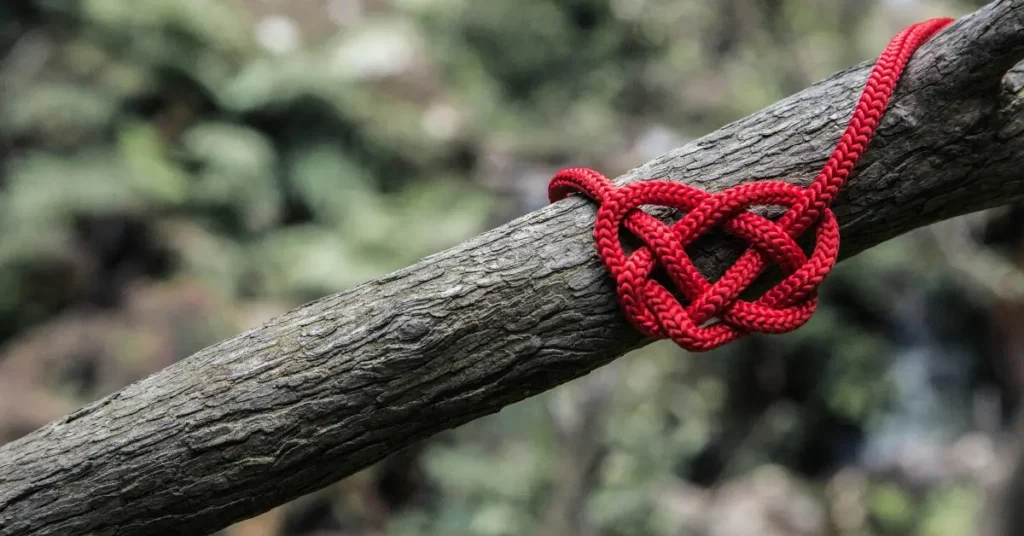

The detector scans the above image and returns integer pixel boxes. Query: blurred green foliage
[0,0,496,327]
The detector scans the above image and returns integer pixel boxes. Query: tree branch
[3,2,1024,534]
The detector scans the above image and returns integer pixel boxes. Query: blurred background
[0,0,1020,534]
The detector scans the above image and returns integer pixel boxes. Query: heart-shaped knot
[547,17,953,351]
[550,170,839,350]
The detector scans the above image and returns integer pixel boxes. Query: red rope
[548,18,954,352]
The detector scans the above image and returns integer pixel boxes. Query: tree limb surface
[3,2,1024,534]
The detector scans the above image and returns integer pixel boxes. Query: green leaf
[181,121,281,232]
[118,122,190,204]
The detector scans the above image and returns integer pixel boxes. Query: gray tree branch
[2,1,1024,535]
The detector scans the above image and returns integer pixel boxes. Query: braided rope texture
[548,18,954,352]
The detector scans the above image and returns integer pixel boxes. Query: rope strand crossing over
[548,18,954,352]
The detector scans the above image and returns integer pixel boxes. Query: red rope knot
[549,171,840,351]
[547,18,954,352]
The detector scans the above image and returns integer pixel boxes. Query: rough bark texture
[3,2,1024,535]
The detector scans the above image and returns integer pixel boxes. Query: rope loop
[548,18,954,352]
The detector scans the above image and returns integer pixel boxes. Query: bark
[2,2,1024,535]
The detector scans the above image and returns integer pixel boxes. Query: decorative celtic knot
[548,18,954,352]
